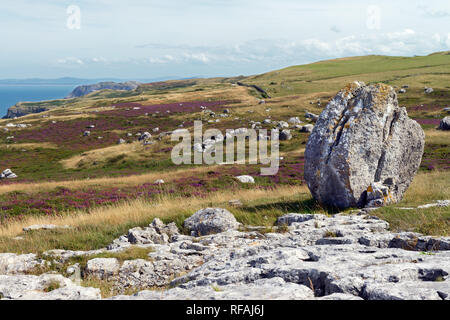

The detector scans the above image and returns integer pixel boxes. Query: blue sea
[0,85,76,118]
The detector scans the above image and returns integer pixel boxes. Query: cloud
[418,5,450,18]
[57,57,84,66]
[78,28,450,73]
[330,25,341,33]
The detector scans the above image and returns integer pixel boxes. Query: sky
[0,0,449,80]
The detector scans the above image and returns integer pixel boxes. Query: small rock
[439,117,450,130]
[0,169,17,179]
[184,208,240,236]
[235,175,255,183]
[300,124,314,133]
[84,258,120,280]
[229,199,243,207]
[23,224,71,232]
[279,129,292,141]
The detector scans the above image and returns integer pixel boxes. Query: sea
[0,84,76,118]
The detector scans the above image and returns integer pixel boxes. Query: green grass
[373,206,450,236]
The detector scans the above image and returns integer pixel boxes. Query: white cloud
[418,5,450,18]
[57,57,84,66]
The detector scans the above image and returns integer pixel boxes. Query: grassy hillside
[240,51,450,97]
[0,52,448,253]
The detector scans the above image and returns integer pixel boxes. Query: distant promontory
[65,81,141,98]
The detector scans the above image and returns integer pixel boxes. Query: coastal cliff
[65,81,141,98]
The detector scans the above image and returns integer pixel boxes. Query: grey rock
[362,281,442,300]
[235,175,255,183]
[84,258,120,280]
[0,274,101,300]
[0,169,17,179]
[279,129,292,141]
[139,132,152,141]
[439,117,450,130]
[418,200,450,209]
[23,224,71,232]
[108,218,179,250]
[288,117,302,125]
[111,277,314,300]
[300,124,314,133]
[277,121,289,129]
[184,208,240,236]
[304,82,425,208]
[276,213,326,226]
[305,111,319,122]
[0,253,44,275]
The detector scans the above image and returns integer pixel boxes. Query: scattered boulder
[108,218,179,250]
[277,121,289,129]
[279,129,292,141]
[83,131,90,137]
[305,82,425,208]
[117,138,126,145]
[154,179,165,184]
[235,175,255,183]
[0,169,17,179]
[439,117,450,130]
[23,224,71,232]
[288,117,302,125]
[398,89,406,94]
[228,199,243,207]
[300,124,314,133]
[183,208,240,236]
[424,87,434,94]
[139,132,151,141]
[305,111,319,122]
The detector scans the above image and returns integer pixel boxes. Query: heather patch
[0,155,306,222]
[98,100,237,117]
[413,118,441,126]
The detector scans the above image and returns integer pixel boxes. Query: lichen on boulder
[304,81,425,208]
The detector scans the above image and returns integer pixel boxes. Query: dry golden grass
[0,164,228,195]
[399,170,450,206]
[424,129,450,145]
[60,141,160,169]
[0,142,58,150]
[0,185,307,239]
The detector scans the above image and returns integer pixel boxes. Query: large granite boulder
[304,82,425,208]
